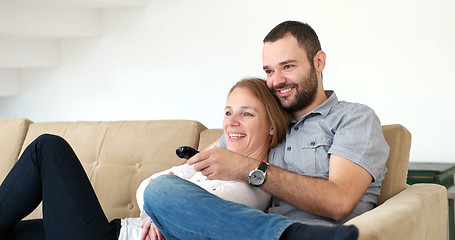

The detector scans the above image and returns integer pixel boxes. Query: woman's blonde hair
[228,77,290,148]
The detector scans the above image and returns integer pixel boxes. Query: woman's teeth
[229,133,246,138]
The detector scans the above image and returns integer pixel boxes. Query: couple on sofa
[0,21,389,240]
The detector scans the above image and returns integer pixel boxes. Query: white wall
[0,0,454,163]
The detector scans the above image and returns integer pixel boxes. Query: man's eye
[265,70,272,75]
[284,65,292,69]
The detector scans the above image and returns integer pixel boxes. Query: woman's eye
[243,112,253,117]
[225,111,231,116]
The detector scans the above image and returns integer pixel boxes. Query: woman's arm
[199,139,221,152]
[137,140,222,220]
[136,164,197,220]
[210,181,271,211]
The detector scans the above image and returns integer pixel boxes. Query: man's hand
[140,219,165,240]
[187,148,257,181]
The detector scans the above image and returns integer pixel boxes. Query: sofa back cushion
[198,129,224,150]
[377,124,411,205]
[198,125,411,206]
[0,118,32,184]
[21,120,206,221]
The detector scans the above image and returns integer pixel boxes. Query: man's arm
[188,149,372,221]
[263,154,372,221]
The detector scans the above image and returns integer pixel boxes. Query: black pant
[0,134,118,240]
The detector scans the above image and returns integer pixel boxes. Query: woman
[136,77,291,239]
[0,77,290,240]
[126,77,290,239]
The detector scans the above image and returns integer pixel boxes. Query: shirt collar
[312,90,337,117]
[291,90,338,124]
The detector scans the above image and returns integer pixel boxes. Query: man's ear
[313,50,326,73]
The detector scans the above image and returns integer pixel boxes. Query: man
[142,21,389,240]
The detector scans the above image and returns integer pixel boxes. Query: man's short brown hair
[263,21,322,67]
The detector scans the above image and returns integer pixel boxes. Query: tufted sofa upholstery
[0,118,447,240]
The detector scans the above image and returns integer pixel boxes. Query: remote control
[176,146,199,160]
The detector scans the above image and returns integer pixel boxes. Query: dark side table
[407,162,455,240]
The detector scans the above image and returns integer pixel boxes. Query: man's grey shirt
[220,91,390,226]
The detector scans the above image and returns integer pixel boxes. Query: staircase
[0,0,147,96]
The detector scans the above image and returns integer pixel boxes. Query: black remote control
[176,146,199,160]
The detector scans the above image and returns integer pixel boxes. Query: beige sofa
[0,118,447,240]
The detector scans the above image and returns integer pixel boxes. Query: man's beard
[272,67,318,112]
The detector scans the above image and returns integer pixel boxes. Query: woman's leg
[0,220,45,240]
[0,134,117,240]
[144,175,358,240]
[144,175,296,240]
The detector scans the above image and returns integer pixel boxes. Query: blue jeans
[0,134,117,240]
[144,175,296,240]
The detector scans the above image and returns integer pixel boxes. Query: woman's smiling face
[223,87,272,159]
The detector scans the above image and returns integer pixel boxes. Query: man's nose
[271,71,286,88]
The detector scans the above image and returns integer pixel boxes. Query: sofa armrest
[346,183,447,240]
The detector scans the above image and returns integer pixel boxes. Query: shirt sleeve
[136,176,153,222]
[328,104,390,182]
[210,181,271,211]
[136,164,197,221]
[219,134,227,149]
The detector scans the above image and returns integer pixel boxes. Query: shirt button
[287,147,291,151]
[274,203,280,207]
[310,141,316,146]
[294,127,299,131]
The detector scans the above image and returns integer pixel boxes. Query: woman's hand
[188,148,256,181]
[140,219,165,240]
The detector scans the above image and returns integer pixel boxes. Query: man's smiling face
[262,35,318,112]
